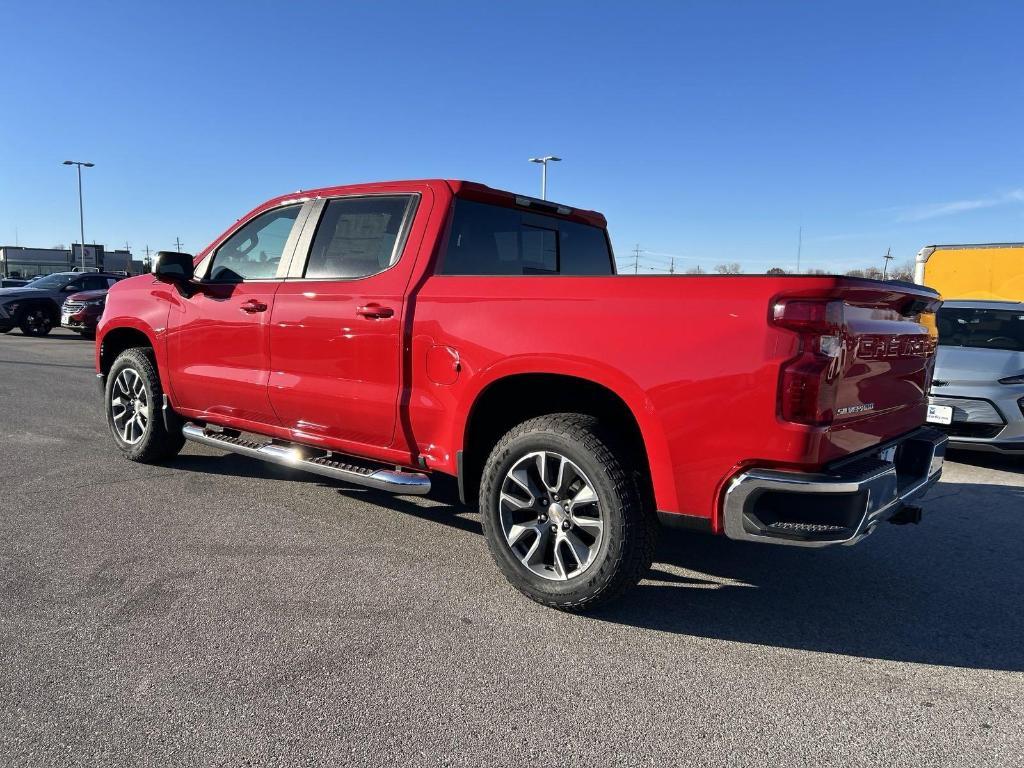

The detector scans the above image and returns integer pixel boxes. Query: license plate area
[926,404,953,425]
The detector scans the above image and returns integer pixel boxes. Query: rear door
[165,202,310,426]
[268,189,430,451]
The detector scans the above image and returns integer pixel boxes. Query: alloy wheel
[499,451,605,581]
[26,309,52,334]
[111,368,150,445]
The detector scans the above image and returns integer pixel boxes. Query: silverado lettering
[857,334,934,360]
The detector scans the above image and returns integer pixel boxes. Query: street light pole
[528,156,562,200]
[63,160,95,270]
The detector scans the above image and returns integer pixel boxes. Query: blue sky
[2,0,1023,274]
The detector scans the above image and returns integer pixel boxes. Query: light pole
[63,160,94,270]
[528,156,561,200]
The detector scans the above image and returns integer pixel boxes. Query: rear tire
[18,305,56,336]
[479,413,656,611]
[105,347,185,463]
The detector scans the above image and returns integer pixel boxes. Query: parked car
[95,179,946,610]
[0,278,29,288]
[927,300,1024,453]
[61,288,110,338]
[0,271,123,336]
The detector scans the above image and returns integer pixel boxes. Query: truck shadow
[350,476,1024,672]
[168,451,1024,672]
[594,480,1024,672]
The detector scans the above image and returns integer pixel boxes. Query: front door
[268,191,428,451]
[166,202,305,427]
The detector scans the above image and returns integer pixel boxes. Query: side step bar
[181,423,431,495]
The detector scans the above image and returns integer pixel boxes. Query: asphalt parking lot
[1,329,1022,767]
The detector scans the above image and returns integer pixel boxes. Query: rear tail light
[772,299,845,426]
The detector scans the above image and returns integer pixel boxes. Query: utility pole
[633,244,641,275]
[796,225,802,274]
[669,257,675,275]
[882,247,893,279]
[143,245,152,274]
[174,237,183,253]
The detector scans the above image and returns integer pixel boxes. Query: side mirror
[63,284,81,292]
[152,251,194,281]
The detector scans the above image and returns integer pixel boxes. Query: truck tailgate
[775,280,942,459]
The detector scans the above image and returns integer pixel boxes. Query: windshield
[26,273,75,290]
[937,306,1024,351]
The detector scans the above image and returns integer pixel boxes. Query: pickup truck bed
[96,179,945,610]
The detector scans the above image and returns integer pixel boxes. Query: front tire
[479,413,656,611]
[18,306,56,336]
[105,347,185,463]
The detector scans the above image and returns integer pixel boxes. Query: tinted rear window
[937,307,1024,351]
[438,199,613,276]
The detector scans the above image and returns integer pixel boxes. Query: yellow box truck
[915,243,1024,300]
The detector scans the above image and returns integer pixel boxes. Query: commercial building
[0,244,145,278]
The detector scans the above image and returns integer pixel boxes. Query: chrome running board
[181,423,431,495]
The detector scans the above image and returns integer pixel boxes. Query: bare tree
[887,260,915,281]
[765,266,787,275]
[714,262,742,274]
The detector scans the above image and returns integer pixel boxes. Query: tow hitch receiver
[889,505,923,525]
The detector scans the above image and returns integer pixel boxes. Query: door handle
[240,299,268,313]
[356,304,395,319]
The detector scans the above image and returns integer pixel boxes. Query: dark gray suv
[0,272,123,336]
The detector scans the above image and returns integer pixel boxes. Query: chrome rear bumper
[723,427,947,547]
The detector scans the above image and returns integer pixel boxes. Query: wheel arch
[99,326,156,376]
[15,297,60,318]
[457,366,676,512]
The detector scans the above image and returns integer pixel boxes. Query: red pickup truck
[96,179,946,610]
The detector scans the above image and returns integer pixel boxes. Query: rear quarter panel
[411,275,936,527]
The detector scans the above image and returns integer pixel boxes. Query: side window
[83,276,108,291]
[304,196,413,279]
[209,204,301,282]
[439,199,613,276]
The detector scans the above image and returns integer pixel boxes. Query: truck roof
[941,299,1024,309]
[258,179,608,228]
[923,242,1024,250]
